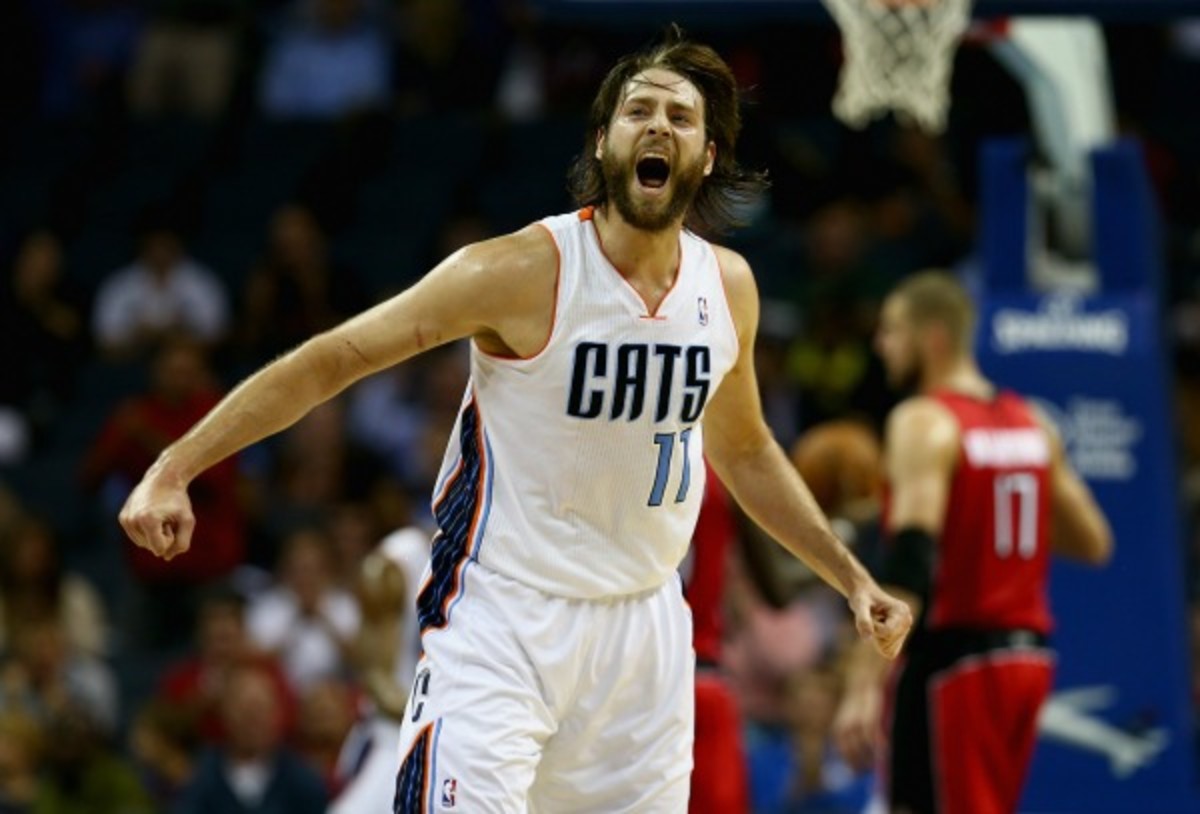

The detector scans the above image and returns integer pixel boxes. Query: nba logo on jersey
[441,778,457,808]
[697,296,709,326]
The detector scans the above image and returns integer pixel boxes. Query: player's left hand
[849,583,912,660]
[832,681,883,772]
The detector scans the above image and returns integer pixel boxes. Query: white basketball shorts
[392,561,695,813]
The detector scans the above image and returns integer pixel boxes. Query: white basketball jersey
[418,208,739,621]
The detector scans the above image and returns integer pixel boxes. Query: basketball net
[820,0,974,133]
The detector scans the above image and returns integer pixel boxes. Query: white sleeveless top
[418,209,740,613]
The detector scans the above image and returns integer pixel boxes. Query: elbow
[1068,523,1114,567]
[1087,526,1115,567]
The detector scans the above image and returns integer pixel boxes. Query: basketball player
[329,526,429,814]
[120,27,912,813]
[832,271,1113,814]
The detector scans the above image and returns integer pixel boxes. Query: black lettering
[611,344,648,420]
[680,346,711,422]
[567,342,607,418]
[410,668,432,722]
[653,344,682,422]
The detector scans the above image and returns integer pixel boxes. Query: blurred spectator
[884,130,974,258]
[391,0,504,115]
[0,710,41,814]
[90,213,230,359]
[793,197,877,308]
[493,2,546,122]
[789,300,886,432]
[722,571,844,727]
[128,699,200,812]
[325,501,384,591]
[238,204,366,366]
[754,299,804,450]
[746,660,872,814]
[0,616,118,737]
[0,414,30,471]
[252,397,389,549]
[779,197,891,430]
[0,489,23,541]
[246,527,360,692]
[259,0,391,119]
[0,515,110,660]
[172,663,327,814]
[0,231,87,447]
[34,702,153,814]
[533,20,607,116]
[157,587,295,746]
[347,339,469,505]
[25,0,144,119]
[126,0,248,119]
[80,339,246,649]
[294,677,358,796]
[328,524,427,814]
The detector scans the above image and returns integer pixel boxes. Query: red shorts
[887,634,1054,814]
[690,670,749,814]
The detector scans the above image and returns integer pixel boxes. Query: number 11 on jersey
[649,428,693,506]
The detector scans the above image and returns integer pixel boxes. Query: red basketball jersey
[685,462,735,664]
[903,390,1054,634]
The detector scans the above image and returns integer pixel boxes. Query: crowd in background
[1,1,1200,812]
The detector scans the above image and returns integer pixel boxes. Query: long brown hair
[566,25,768,238]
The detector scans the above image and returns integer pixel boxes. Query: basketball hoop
[820,0,974,133]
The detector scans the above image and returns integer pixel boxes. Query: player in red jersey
[684,461,749,814]
[832,271,1113,814]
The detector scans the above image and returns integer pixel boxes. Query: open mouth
[636,155,670,190]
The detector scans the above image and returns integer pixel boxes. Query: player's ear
[931,322,954,356]
[595,128,606,161]
[704,141,715,176]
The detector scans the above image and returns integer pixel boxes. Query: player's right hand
[119,471,196,561]
[849,583,913,660]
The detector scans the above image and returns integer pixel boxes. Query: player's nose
[646,107,672,135]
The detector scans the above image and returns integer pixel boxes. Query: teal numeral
[648,428,693,507]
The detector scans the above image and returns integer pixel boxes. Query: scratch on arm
[343,337,370,366]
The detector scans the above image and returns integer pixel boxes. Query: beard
[602,145,706,233]
[887,355,923,395]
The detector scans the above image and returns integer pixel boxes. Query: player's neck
[593,204,682,289]
[922,356,993,399]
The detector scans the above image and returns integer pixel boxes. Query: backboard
[531,0,1199,23]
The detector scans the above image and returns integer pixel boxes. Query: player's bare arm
[120,226,559,560]
[1033,410,1114,565]
[701,245,911,659]
[883,396,960,569]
